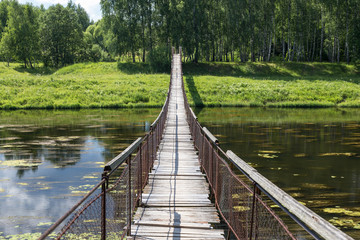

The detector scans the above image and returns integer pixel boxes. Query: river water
[196,107,360,239]
[0,108,359,239]
[0,109,159,239]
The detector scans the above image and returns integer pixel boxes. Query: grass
[183,62,360,108]
[0,61,359,109]
[0,62,169,109]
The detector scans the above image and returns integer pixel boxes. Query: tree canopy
[0,0,360,68]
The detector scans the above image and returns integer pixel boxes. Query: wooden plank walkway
[129,54,224,239]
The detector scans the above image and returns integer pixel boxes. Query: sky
[18,0,102,22]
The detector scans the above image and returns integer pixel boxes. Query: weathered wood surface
[130,54,224,239]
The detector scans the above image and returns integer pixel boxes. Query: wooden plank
[131,53,224,239]
[128,237,224,240]
[131,226,224,235]
[133,221,212,229]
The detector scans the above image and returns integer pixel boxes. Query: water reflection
[197,107,360,239]
[0,109,158,237]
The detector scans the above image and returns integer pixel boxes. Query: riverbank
[183,62,360,108]
[0,62,169,109]
[0,61,359,109]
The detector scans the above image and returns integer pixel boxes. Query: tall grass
[1,61,359,109]
[0,62,169,109]
[183,62,360,108]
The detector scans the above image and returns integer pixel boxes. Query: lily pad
[0,137,21,141]
[258,153,278,159]
[69,184,95,194]
[82,175,98,179]
[329,218,360,229]
[233,206,251,212]
[0,159,42,168]
[318,152,357,157]
[3,233,41,240]
[302,183,331,189]
[324,208,360,217]
[17,182,29,186]
[258,150,280,154]
[37,222,54,227]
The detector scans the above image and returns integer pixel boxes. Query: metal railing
[180,47,353,240]
[41,47,353,240]
[39,50,176,240]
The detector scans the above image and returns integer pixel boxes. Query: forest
[0,0,360,67]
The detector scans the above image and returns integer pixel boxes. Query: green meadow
[0,61,359,109]
[183,62,360,108]
[0,62,169,109]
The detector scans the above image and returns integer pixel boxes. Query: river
[0,108,359,239]
[196,107,360,239]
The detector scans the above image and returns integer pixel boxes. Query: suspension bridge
[40,48,353,240]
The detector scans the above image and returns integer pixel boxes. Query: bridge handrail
[40,48,175,240]
[226,151,353,240]
[104,137,143,173]
[180,48,353,240]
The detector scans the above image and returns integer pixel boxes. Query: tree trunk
[29,58,33,69]
[290,40,295,61]
[320,7,324,62]
[287,1,291,61]
[231,45,234,62]
[345,0,349,64]
[147,0,153,52]
[282,33,285,61]
[332,36,335,63]
[272,3,276,58]
[249,0,255,62]
[337,35,340,63]
[311,26,316,62]
[267,29,272,61]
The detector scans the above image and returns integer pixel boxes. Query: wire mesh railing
[39,49,176,240]
[180,47,353,240]
[41,47,353,240]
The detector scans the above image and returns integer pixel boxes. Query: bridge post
[250,183,260,240]
[101,172,108,240]
[215,142,220,200]
[139,143,143,206]
[127,154,132,236]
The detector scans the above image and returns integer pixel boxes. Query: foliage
[39,4,83,67]
[147,45,171,73]
[0,1,40,67]
[67,0,91,31]
[100,0,360,63]
[0,0,360,66]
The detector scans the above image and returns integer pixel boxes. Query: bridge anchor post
[101,171,109,240]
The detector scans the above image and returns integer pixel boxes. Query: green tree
[40,4,83,67]
[0,2,40,67]
[67,0,91,31]
[101,0,140,62]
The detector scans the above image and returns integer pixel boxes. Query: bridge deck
[129,54,224,239]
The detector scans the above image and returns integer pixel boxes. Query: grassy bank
[0,61,359,109]
[183,62,360,108]
[0,62,169,109]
